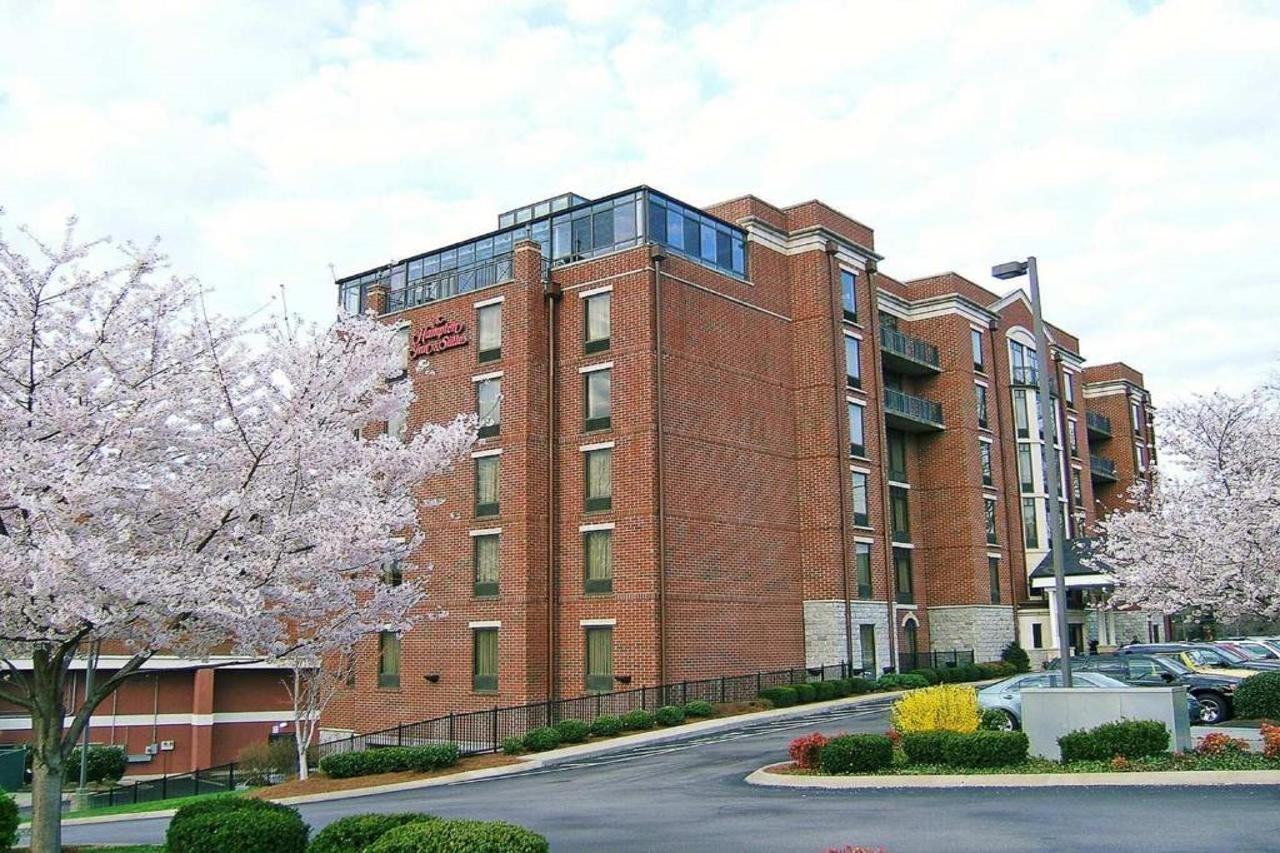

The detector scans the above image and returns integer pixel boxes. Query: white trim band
[469,527,502,537]
[578,284,614,299]
[580,440,615,452]
[470,448,503,459]
[579,361,613,374]
[468,620,502,629]
[579,522,616,533]
[580,618,616,627]
[473,295,505,309]
[472,370,504,383]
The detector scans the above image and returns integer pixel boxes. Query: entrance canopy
[1029,537,1116,592]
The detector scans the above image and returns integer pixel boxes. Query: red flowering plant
[1196,732,1249,756]
[789,733,830,769]
[1260,723,1280,760]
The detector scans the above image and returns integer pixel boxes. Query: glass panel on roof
[552,196,570,211]
[534,201,550,218]
[531,219,550,252]
[516,207,532,223]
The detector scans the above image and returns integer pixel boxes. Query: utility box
[0,747,26,792]
[1022,686,1192,761]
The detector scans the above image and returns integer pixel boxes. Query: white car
[977,671,1130,730]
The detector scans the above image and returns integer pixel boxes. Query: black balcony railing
[1086,410,1113,438]
[1090,455,1118,481]
[879,323,940,373]
[385,254,515,313]
[883,388,943,430]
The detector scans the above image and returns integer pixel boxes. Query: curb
[58,688,902,827]
[745,765,1280,790]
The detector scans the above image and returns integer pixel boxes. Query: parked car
[1118,642,1279,676]
[1217,640,1280,662]
[1049,653,1236,723]
[977,671,1131,730]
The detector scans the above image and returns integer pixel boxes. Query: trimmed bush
[901,731,958,765]
[67,744,128,784]
[977,661,1015,679]
[522,727,562,752]
[684,700,715,718]
[829,679,853,698]
[812,681,838,701]
[910,668,942,685]
[846,677,876,695]
[655,705,686,726]
[501,736,526,755]
[0,794,16,851]
[792,683,817,703]
[1234,672,1280,720]
[891,684,980,734]
[554,719,591,744]
[167,798,307,853]
[875,673,929,691]
[942,731,1029,768]
[1059,720,1170,763]
[620,709,655,730]
[789,733,828,769]
[1001,641,1031,673]
[318,744,459,779]
[819,734,894,774]
[369,818,548,853]
[590,715,623,737]
[979,708,1010,731]
[309,813,436,853]
[759,686,798,708]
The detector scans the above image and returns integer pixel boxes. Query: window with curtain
[1013,389,1029,438]
[585,447,612,512]
[971,328,984,372]
[851,471,868,526]
[894,548,913,604]
[848,402,865,457]
[980,441,993,486]
[856,542,872,598]
[378,632,401,689]
[985,498,998,544]
[477,303,502,362]
[584,368,611,432]
[1018,444,1035,493]
[477,377,501,438]
[890,487,910,543]
[473,533,500,597]
[585,292,611,353]
[976,384,989,429]
[473,628,498,691]
[584,529,613,594]
[585,626,614,692]
[841,269,857,321]
[859,624,877,675]
[989,557,1001,604]
[475,455,499,517]
[844,336,861,388]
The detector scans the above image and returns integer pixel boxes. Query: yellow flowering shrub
[890,684,980,734]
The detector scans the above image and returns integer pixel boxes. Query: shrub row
[309,813,435,853]
[819,734,895,773]
[317,744,459,780]
[503,700,720,755]
[1058,720,1170,763]
[368,818,548,852]
[908,661,1016,686]
[759,677,877,708]
[900,731,1029,768]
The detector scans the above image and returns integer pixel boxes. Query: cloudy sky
[3,0,1277,402]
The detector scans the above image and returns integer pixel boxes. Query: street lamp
[992,257,1073,688]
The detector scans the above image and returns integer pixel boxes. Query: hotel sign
[410,316,469,358]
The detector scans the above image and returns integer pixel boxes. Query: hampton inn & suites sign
[410,316,469,358]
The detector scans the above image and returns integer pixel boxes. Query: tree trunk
[29,730,66,853]
[295,728,310,782]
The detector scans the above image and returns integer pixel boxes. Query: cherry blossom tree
[0,212,473,852]
[1102,376,1280,623]
[283,652,353,783]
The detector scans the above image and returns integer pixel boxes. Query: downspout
[650,245,668,686]
[824,241,856,675]
[545,269,562,701]
[988,319,1022,643]
[865,261,897,674]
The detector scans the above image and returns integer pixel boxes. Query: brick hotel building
[324,187,1160,737]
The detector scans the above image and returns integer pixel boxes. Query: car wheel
[995,709,1019,731]
[1196,693,1229,724]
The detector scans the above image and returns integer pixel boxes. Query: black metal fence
[80,760,240,811]
[897,649,976,673]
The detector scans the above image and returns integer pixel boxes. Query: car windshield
[1211,646,1249,664]
[1156,656,1192,675]
[1234,644,1269,660]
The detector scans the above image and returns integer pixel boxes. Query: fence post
[161,773,167,801]
[596,693,602,718]
[448,712,455,744]
[756,671,762,696]
[720,676,726,704]
[397,723,404,747]
[491,707,499,752]
[681,681,687,705]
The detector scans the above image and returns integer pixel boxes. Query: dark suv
[1062,653,1241,723]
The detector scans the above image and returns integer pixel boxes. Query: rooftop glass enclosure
[338,187,748,315]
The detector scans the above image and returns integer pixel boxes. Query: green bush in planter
[554,719,591,743]
[654,705,686,726]
[1059,719,1169,762]
[819,734,894,774]
[0,795,17,851]
[684,699,715,717]
[309,813,436,853]
[759,686,798,707]
[522,727,562,752]
[792,683,817,703]
[368,818,549,853]
[590,715,623,737]
[901,731,959,765]
[620,709,655,730]
[1234,672,1280,720]
[167,797,307,853]
[941,731,1029,768]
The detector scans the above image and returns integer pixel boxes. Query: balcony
[1090,455,1118,483]
[385,254,515,314]
[879,323,941,375]
[1086,410,1113,440]
[884,388,944,433]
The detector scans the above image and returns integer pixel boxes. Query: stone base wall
[926,605,1015,663]
[803,600,892,674]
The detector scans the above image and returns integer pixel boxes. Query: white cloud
[1,0,1277,401]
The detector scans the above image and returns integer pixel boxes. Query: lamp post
[992,257,1073,687]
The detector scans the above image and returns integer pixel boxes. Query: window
[585,626,614,691]
[904,621,919,658]
[985,498,998,545]
[859,624,877,675]
[976,384,989,430]
[848,402,865,457]
[844,336,861,388]
[1013,389,1029,438]
[472,628,498,691]
[1067,420,1079,457]
[1063,373,1074,407]
[584,528,613,594]
[893,548,914,604]
[890,487,910,543]
[1071,470,1083,507]
[971,328,985,372]
[377,632,400,689]
[1135,443,1147,471]
[841,270,857,321]
[585,447,613,512]
[477,303,502,362]
[887,430,908,483]
[1018,444,1035,493]
[1031,623,1043,649]
[584,367,611,432]
[1131,401,1142,433]
[646,192,745,277]
[386,408,407,442]
[473,532,500,597]
[584,291,611,353]
[383,558,403,587]
[1022,498,1040,548]
[856,542,872,598]
[475,455,499,517]
[851,471,869,527]
[980,441,993,486]
[476,377,501,438]
[989,557,1001,604]
[1010,340,1037,385]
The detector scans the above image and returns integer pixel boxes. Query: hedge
[811,681,838,701]
[792,683,817,703]
[590,715,623,737]
[901,731,957,765]
[845,677,876,695]
[68,744,127,784]
[318,744,460,779]
[819,734,894,774]
[1059,720,1170,763]
[655,705,686,726]
[941,731,1029,768]
[368,818,548,852]
[554,719,591,744]
[1234,672,1280,720]
[0,795,16,851]
[620,709,655,730]
[875,673,929,691]
[167,798,307,853]
[759,686,798,708]
[522,727,561,752]
[684,700,715,718]
[309,813,436,853]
